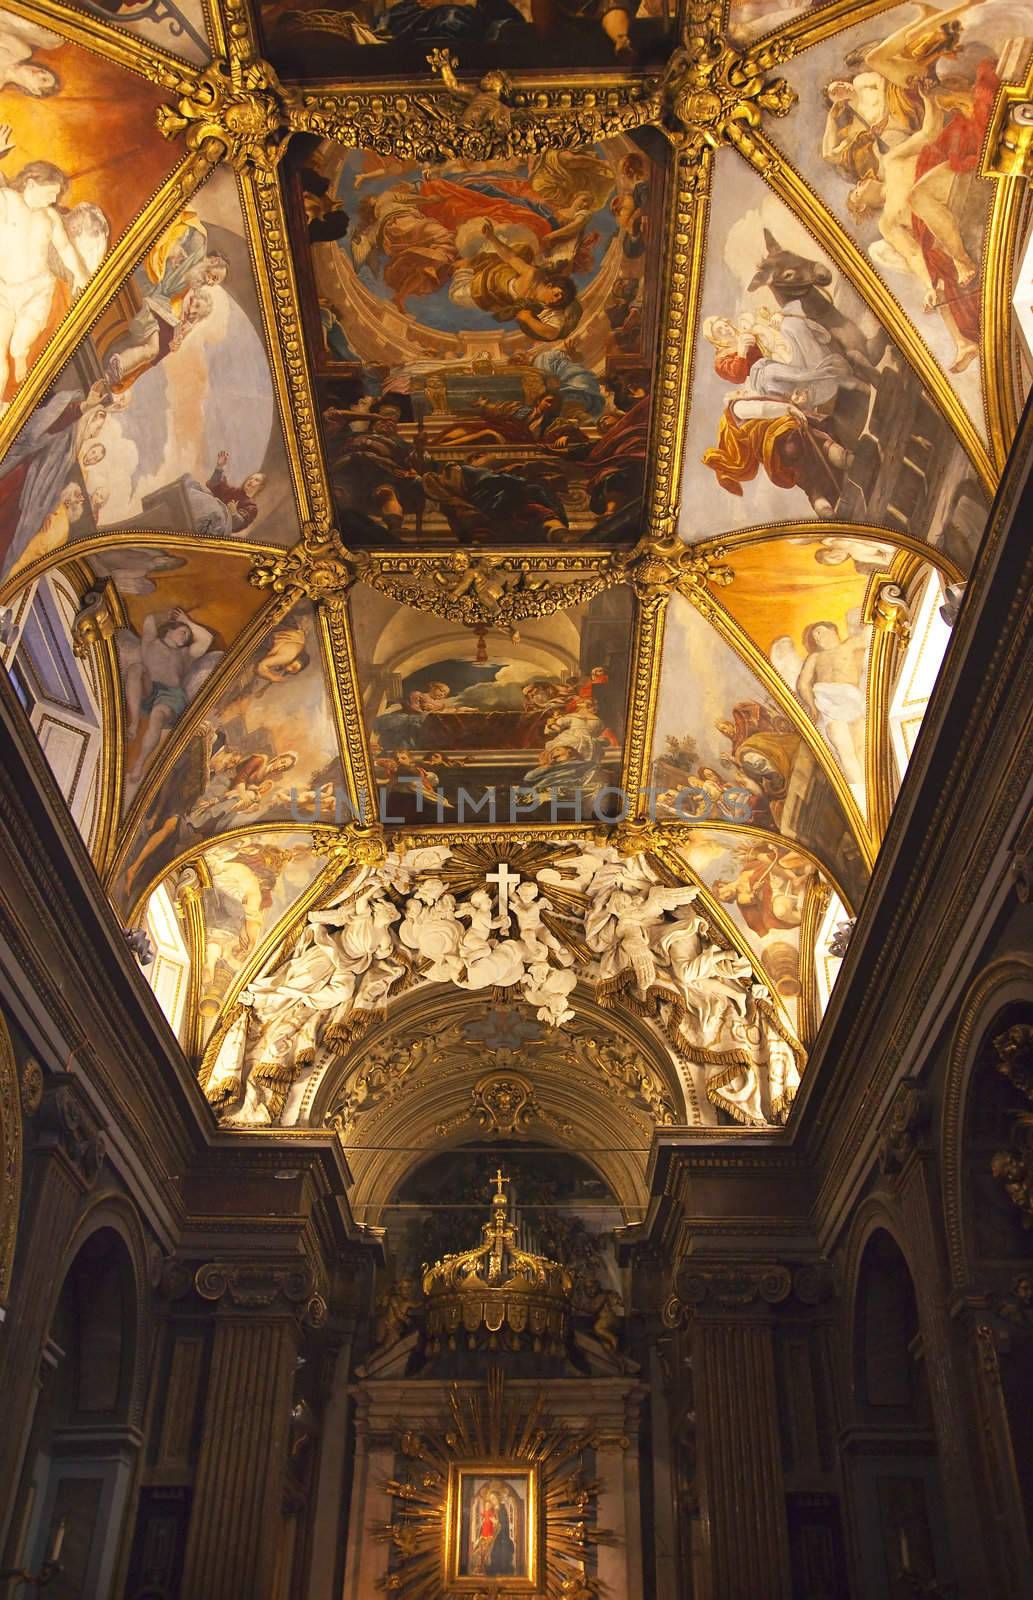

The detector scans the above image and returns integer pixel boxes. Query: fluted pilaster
[696,1318,792,1600]
[179,1310,299,1600]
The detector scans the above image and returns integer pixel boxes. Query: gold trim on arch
[797,874,831,1048]
[684,582,876,868]
[693,523,967,586]
[172,869,207,1060]
[237,170,334,529]
[863,549,925,847]
[622,593,668,819]
[646,142,713,537]
[0,531,286,613]
[759,0,904,56]
[982,166,1025,473]
[743,127,997,494]
[652,839,805,1054]
[59,558,125,877]
[0,148,221,467]
[319,599,376,828]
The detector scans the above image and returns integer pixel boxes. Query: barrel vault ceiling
[1,0,1030,1166]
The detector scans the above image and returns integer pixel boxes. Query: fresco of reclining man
[293,136,667,548]
[351,585,633,825]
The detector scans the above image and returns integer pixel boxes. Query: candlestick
[47,1521,65,1565]
[899,1525,912,1575]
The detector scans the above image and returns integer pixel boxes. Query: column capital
[159,1256,327,1328]
[663,1258,833,1326]
[878,1076,932,1176]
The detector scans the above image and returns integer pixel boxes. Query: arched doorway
[6,1225,143,1599]
[844,1226,954,1597]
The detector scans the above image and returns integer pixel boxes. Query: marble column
[178,1266,314,1600]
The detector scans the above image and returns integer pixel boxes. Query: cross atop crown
[492,1168,511,1202]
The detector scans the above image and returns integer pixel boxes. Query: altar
[340,1173,648,1597]
[342,1374,646,1599]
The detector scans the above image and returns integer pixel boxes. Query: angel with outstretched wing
[457,216,588,341]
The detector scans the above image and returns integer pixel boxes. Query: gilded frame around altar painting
[444,1461,542,1590]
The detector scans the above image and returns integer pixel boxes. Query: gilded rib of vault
[0,0,1030,1144]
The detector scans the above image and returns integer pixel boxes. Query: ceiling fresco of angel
[0,14,179,422]
[0,0,1029,1131]
[289,134,666,547]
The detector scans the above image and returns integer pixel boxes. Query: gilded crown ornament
[422,1171,573,1354]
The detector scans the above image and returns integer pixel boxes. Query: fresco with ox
[290,136,667,548]
[678,160,987,555]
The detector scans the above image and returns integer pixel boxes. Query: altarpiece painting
[446,1462,540,1588]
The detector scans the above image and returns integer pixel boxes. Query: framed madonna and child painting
[444,1462,541,1590]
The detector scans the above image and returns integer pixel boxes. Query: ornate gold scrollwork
[248,523,361,601]
[661,3,797,156]
[251,527,733,624]
[150,3,298,178]
[359,550,626,632]
[625,536,734,609]
[292,52,660,162]
[310,821,388,870]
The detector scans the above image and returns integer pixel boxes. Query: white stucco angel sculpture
[585,879,701,996]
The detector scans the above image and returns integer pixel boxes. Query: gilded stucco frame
[444,1459,542,1592]
[0,0,1028,1074]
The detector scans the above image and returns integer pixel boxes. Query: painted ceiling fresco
[0,0,1029,1134]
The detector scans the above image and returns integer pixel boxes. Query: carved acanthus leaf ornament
[150,6,797,194]
[248,530,734,629]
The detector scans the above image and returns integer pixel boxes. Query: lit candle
[48,1520,65,1565]
[898,1525,912,1575]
